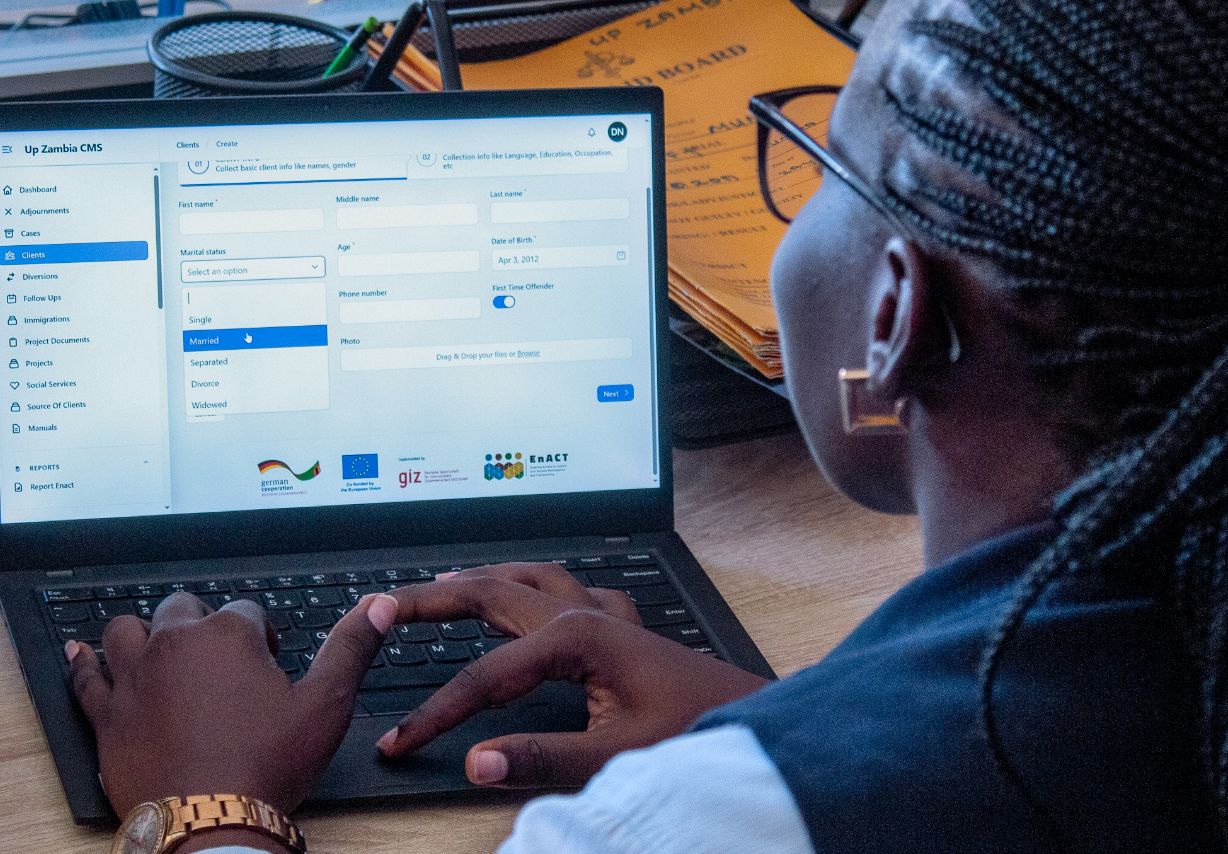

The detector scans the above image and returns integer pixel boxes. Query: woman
[67,0,1228,850]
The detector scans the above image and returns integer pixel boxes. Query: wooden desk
[0,431,922,853]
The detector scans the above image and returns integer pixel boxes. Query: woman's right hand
[377,563,769,788]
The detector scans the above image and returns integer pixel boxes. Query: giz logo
[398,470,422,487]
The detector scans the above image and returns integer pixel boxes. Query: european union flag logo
[342,453,379,480]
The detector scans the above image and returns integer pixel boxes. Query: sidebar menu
[0,163,171,523]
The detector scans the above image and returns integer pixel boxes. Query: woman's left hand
[66,590,397,817]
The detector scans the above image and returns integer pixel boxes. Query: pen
[324,16,380,79]
[363,2,424,92]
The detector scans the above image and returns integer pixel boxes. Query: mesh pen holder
[148,11,368,98]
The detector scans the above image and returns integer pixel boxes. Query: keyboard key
[276,630,312,652]
[689,645,721,658]
[385,644,428,666]
[164,581,193,595]
[437,620,479,640]
[191,579,231,594]
[275,653,300,675]
[374,568,411,582]
[544,557,578,570]
[480,621,507,638]
[94,585,128,599]
[299,651,317,669]
[132,583,163,597]
[303,573,337,587]
[237,578,270,591]
[311,629,331,648]
[426,641,471,663]
[636,605,693,628]
[42,588,92,603]
[622,585,680,606]
[576,556,609,569]
[340,571,370,585]
[609,553,656,567]
[134,598,163,619]
[199,592,243,609]
[291,609,333,629]
[303,588,342,608]
[49,603,89,623]
[397,623,437,644]
[362,663,463,690]
[358,688,435,716]
[56,622,105,643]
[261,591,303,611]
[652,624,709,645]
[469,639,506,658]
[341,585,376,605]
[92,600,134,621]
[267,612,291,631]
[588,567,664,588]
[271,575,303,589]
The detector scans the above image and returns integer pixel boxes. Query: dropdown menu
[180,255,326,283]
[182,282,329,417]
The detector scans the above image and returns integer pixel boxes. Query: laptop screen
[0,107,660,525]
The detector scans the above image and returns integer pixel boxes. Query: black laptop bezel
[0,89,673,571]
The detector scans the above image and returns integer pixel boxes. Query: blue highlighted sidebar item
[0,241,149,265]
[597,384,635,403]
[182,325,327,352]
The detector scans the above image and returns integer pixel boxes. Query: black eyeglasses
[749,85,905,230]
[749,85,964,363]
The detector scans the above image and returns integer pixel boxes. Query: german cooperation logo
[257,459,320,497]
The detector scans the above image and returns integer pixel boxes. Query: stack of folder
[370,0,855,380]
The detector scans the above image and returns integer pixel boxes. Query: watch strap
[161,794,305,853]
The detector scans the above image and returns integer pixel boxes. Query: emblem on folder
[576,50,635,80]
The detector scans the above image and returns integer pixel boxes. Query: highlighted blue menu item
[597,384,635,403]
[182,325,328,352]
[0,241,149,265]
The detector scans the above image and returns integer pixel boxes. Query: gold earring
[838,368,909,436]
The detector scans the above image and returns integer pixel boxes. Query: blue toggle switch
[493,295,516,309]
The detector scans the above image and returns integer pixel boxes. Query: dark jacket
[695,524,1213,852]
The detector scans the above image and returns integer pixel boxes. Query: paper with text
[373,0,856,378]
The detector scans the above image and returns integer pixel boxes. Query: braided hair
[877,0,1228,845]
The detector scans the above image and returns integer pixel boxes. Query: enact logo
[484,452,524,481]
[526,450,570,478]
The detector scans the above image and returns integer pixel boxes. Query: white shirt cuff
[497,724,813,853]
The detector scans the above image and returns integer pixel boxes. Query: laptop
[0,88,774,826]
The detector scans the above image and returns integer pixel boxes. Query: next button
[597,384,635,403]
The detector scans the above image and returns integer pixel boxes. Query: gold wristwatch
[110,794,305,854]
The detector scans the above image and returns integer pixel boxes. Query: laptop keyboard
[39,553,715,716]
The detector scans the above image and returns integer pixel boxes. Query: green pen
[324,16,380,79]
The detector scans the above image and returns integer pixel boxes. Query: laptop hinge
[603,536,632,545]
[44,569,74,579]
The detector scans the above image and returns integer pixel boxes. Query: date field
[492,245,629,270]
